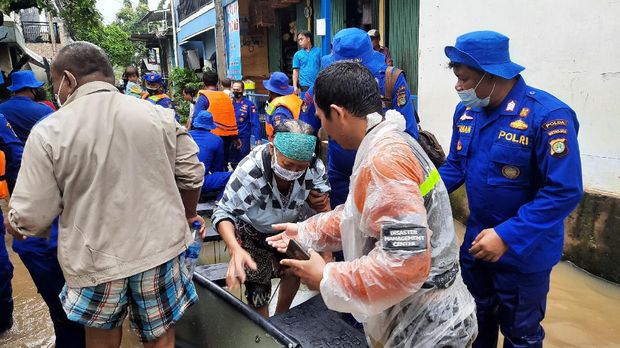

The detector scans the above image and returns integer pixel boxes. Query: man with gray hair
[6,42,205,348]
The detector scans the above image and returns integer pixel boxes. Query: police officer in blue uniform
[300,27,419,208]
[231,80,261,167]
[189,110,232,200]
[0,70,54,143]
[0,110,23,334]
[0,71,85,344]
[142,72,177,119]
[440,31,583,348]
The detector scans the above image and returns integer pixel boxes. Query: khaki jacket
[9,81,205,287]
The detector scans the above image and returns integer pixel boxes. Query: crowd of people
[0,26,583,348]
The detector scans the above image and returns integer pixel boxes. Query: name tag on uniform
[381,223,427,252]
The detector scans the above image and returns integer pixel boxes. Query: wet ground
[2,221,620,347]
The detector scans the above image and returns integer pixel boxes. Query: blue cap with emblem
[444,31,525,79]
[321,28,386,75]
[144,72,163,84]
[7,70,44,91]
[263,72,294,96]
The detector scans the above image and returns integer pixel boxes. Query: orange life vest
[264,94,302,138]
[0,151,8,199]
[198,90,238,137]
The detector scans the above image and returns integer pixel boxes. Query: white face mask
[457,72,496,108]
[54,71,76,108]
[272,149,306,181]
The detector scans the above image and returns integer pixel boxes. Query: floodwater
[1,222,620,347]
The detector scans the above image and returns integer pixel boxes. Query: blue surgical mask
[457,72,496,108]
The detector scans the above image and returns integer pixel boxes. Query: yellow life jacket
[265,94,302,138]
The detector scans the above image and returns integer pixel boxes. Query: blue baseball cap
[321,28,386,75]
[144,72,163,84]
[193,110,217,130]
[445,31,524,79]
[263,72,294,96]
[7,70,44,91]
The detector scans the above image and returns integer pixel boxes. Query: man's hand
[266,231,292,254]
[293,86,300,96]
[4,217,26,241]
[187,215,206,238]
[226,247,257,290]
[280,249,325,291]
[234,138,242,150]
[469,228,508,262]
[307,190,330,212]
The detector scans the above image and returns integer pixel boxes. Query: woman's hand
[226,247,257,290]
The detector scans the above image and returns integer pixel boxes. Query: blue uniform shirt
[0,114,57,254]
[293,47,322,87]
[233,98,261,140]
[0,96,53,143]
[299,70,419,206]
[439,76,583,272]
[189,129,232,193]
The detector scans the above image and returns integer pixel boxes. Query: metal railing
[21,21,60,44]
[177,0,213,23]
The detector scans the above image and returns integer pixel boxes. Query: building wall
[418,0,620,195]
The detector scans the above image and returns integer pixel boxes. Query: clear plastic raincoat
[294,111,477,347]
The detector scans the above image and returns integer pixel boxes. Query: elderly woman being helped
[212,120,330,317]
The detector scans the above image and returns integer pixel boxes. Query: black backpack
[383,67,447,168]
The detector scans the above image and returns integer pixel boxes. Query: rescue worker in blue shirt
[142,72,177,120]
[262,72,303,141]
[230,80,261,167]
[0,70,54,143]
[1,73,85,345]
[299,27,419,207]
[440,31,583,348]
[189,110,232,200]
[0,111,23,334]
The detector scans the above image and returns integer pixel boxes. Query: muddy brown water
[1,222,619,347]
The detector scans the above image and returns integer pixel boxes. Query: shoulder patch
[549,138,568,158]
[381,223,427,252]
[542,119,568,130]
[396,85,407,107]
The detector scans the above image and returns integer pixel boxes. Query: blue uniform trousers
[18,250,85,347]
[460,255,549,348]
[0,232,13,332]
[230,136,251,167]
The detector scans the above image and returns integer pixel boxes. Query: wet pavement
[1,222,619,347]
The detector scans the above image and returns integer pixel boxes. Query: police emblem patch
[301,101,308,113]
[396,86,407,107]
[505,100,516,112]
[459,114,474,121]
[456,140,462,151]
[509,119,528,130]
[502,165,520,179]
[519,108,530,118]
[550,138,568,157]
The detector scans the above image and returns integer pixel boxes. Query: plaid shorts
[60,255,197,342]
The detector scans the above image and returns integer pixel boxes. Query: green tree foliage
[0,0,135,67]
[114,1,149,66]
[169,67,201,125]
